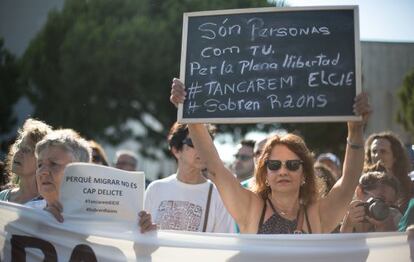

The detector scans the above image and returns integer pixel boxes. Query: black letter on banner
[69,244,97,262]
[11,235,57,262]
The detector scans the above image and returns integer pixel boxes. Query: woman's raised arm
[171,78,258,229]
[319,92,371,232]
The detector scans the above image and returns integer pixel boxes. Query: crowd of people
[1,78,414,237]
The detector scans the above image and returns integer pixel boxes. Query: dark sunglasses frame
[182,137,194,148]
[265,159,303,171]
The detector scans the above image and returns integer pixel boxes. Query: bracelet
[346,138,364,149]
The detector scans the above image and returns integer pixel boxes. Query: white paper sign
[60,163,144,231]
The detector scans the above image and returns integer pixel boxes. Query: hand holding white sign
[60,163,145,233]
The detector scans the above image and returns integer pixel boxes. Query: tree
[217,121,348,159]
[281,122,348,158]
[21,0,272,157]
[397,69,414,139]
[0,38,21,136]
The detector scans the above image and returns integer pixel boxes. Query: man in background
[114,150,151,187]
[233,140,255,183]
[114,150,139,171]
[239,137,268,189]
[316,152,342,179]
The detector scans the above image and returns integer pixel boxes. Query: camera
[358,197,390,221]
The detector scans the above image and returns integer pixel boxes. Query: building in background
[362,42,414,145]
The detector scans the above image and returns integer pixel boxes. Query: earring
[265,179,269,187]
[301,180,306,186]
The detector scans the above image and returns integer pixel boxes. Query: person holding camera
[340,171,401,233]
[364,132,413,213]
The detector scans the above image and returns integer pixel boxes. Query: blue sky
[286,0,414,42]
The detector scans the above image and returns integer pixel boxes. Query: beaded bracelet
[346,138,364,149]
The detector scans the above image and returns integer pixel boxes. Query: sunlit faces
[12,136,37,177]
[253,138,267,165]
[115,154,137,171]
[177,136,206,170]
[234,145,254,181]
[266,145,304,192]
[36,145,75,201]
[381,184,398,206]
[363,184,398,206]
[370,138,395,171]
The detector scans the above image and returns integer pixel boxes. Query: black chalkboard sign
[178,6,361,123]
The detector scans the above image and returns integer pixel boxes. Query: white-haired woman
[26,129,91,222]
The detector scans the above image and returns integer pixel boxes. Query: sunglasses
[265,159,303,171]
[182,137,194,148]
[234,154,253,161]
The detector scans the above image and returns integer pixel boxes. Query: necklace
[268,198,299,218]
[278,210,288,216]
[274,205,290,216]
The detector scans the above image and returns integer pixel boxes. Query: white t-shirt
[144,174,234,233]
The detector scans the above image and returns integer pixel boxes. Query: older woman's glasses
[182,138,194,148]
[265,159,303,171]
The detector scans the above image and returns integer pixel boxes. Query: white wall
[361,41,414,144]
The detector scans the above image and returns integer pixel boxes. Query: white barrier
[0,201,411,261]
[0,163,411,261]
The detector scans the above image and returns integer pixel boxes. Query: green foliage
[281,122,348,158]
[20,0,348,158]
[0,38,21,134]
[21,0,272,157]
[217,121,348,158]
[397,69,414,140]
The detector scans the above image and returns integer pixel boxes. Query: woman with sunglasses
[170,78,371,234]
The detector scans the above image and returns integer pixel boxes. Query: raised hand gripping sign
[178,6,361,123]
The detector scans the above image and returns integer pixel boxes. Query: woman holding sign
[170,78,371,234]
[26,129,91,222]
